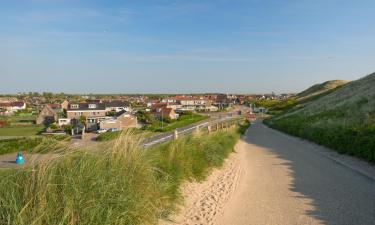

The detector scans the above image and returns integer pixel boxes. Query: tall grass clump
[0,124,248,225]
[0,132,165,225]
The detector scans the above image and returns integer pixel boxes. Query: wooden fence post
[174,129,178,140]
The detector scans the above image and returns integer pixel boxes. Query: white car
[96,129,108,134]
[107,128,119,132]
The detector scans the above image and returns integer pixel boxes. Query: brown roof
[0,101,25,107]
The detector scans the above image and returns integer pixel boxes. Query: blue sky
[1,0,375,94]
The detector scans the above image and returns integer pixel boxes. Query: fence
[143,117,245,147]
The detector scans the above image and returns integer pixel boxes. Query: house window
[89,104,97,109]
[71,104,79,109]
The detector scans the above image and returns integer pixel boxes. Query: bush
[265,115,375,163]
[237,120,251,135]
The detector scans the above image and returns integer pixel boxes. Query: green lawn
[0,125,44,137]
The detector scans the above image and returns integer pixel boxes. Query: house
[61,100,69,111]
[66,103,107,131]
[99,111,138,130]
[153,107,179,120]
[104,100,132,113]
[0,101,26,114]
[161,96,215,112]
[36,105,58,125]
[215,94,233,109]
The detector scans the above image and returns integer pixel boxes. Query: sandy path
[161,142,245,225]
[218,122,375,225]
[162,121,375,225]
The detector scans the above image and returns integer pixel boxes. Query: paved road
[218,122,375,225]
[143,116,241,147]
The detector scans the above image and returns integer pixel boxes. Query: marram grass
[0,123,248,225]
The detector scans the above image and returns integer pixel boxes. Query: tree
[136,111,154,124]
[79,115,87,125]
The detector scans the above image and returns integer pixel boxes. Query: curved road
[219,122,375,225]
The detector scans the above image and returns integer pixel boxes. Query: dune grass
[0,122,248,225]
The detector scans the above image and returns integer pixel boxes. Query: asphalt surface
[218,122,375,225]
[143,115,241,147]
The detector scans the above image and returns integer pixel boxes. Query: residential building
[99,111,138,130]
[153,107,179,120]
[104,100,132,113]
[36,105,58,125]
[161,96,215,112]
[66,103,107,131]
[0,101,26,114]
[61,100,69,111]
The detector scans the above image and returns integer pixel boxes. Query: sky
[1,0,375,94]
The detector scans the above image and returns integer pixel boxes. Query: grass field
[0,135,72,155]
[0,121,249,225]
[0,125,44,137]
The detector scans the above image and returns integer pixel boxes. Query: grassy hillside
[265,72,375,162]
[297,79,347,100]
[0,122,250,225]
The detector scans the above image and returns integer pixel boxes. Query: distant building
[161,96,216,112]
[103,100,132,113]
[99,111,138,130]
[61,100,69,111]
[0,101,26,114]
[152,107,179,120]
[66,102,107,131]
[36,105,59,125]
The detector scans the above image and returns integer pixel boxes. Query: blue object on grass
[15,152,24,165]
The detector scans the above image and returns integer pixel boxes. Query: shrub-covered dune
[265,72,375,162]
[296,79,347,100]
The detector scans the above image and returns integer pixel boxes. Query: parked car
[96,129,108,134]
[107,128,119,132]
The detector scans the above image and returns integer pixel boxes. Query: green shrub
[265,115,375,163]
[237,120,251,135]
